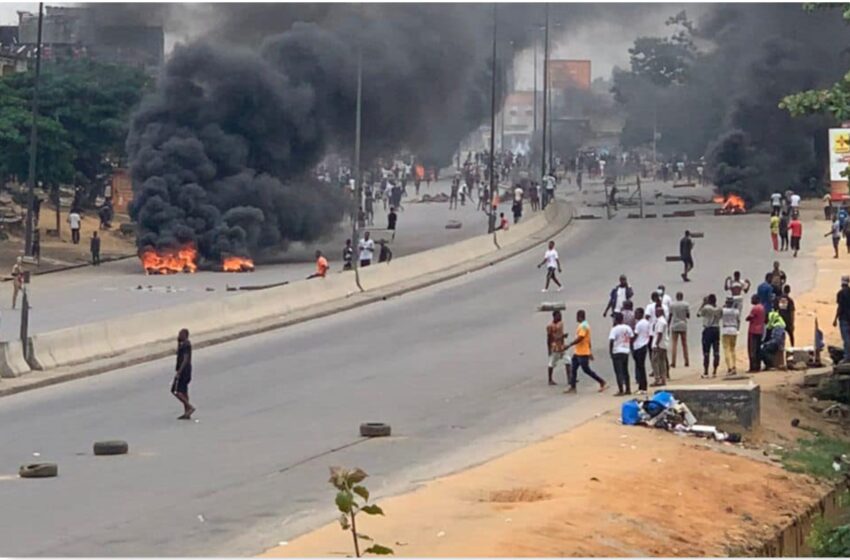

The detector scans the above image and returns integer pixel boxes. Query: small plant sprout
[328,466,393,557]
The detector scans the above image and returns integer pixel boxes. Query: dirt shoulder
[261,205,849,558]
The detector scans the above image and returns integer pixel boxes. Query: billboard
[829,128,850,181]
[548,60,591,91]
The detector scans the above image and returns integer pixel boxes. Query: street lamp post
[487,2,498,234]
[532,39,537,132]
[540,4,549,182]
[350,29,364,291]
[23,2,44,260]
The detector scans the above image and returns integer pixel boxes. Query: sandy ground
[260,201,848,558]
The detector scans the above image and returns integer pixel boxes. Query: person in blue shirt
[757,273,775,314]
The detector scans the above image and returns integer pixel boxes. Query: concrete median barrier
[0,341,30,378]
[24,201,571,375]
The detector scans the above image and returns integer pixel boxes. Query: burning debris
[713,193,747,215]
[140,245,198,275]
[222,256,256,273]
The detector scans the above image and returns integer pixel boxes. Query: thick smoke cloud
[615,4,850,201]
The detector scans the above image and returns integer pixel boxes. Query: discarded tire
[93,440,129,456]
[19,463,58,478]
[360,423,391,438]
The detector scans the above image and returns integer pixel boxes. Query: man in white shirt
[537,240,562,292]
[68,210,82,244]
[651,305,670,386]
[790,191,801,212]
[657,285,673,315]
[770,192,782,213]
[632,307,652,394]
[358,231,375,267]
[514,185,524,203]
[609,312,634,395]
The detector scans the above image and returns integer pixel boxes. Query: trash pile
[622,391,742,443]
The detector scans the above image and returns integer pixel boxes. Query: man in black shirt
[387,207,398,240]
[679,230,694,282]
[834,276,850,363]
[171,328,195,419]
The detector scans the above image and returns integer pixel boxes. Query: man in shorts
[171,328,195,420]
[537,240,562,292]
[546,310,569,386]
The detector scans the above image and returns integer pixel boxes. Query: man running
[171,328,195,420]
[679,230,694,282]
[546,310,569,386]
[564,309,607,394]
[537,240,562,292]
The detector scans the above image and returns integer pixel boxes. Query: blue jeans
[570,355,605,388]
[840,319,850,361]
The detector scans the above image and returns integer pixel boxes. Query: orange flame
[714,193,746,213]
[140,245,198,274]
[222,256,255,272]
[415,164,425,180]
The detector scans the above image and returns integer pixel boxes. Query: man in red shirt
[745,294,766,372]
[789,215,803,257]
[307,250,329,279]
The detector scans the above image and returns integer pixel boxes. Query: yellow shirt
[574,322,592,356]
[769,215,779,234]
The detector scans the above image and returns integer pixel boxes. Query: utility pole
[23,2,44,260]
[487,2,498,234]
[532,38,537,132]
[351,23,364,291]
[540,4,549,182]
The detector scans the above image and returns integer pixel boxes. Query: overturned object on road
[360,422,391,438]
[19,463,58,478]
[537,301,566,312]
[93,440,129,456]
[445,220,462,229]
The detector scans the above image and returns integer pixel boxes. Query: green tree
[627,11,697,87]
[0,59,151,202]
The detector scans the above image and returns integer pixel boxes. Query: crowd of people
[543,243,809,396]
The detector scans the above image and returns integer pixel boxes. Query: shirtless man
[724,270,751,311]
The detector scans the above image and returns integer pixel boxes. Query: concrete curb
[0,202,574,398]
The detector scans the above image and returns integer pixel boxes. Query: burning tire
[360,422,391,438]
[93,440,129,456]
[19,463,58,478]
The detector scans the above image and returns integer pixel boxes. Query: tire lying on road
[360,423,392,438]
[19,463,58,478]
[93,440,129,456]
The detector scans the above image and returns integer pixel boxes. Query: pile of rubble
[622,391,742,443]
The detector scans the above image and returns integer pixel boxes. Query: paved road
[0,182,816,555]
[0,186,493,341]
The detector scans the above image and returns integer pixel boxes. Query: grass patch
[781,434,850,479]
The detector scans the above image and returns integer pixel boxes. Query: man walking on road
[779,211,790,251]
[90,231,101,266]
[546,310,569,386]
[609,312,634,395]
[68,209,82,244]
[679,230,694,282]
[789,214,803,257]
[669,291,690,369]
[770,212,780,252]
[632,307,651,394]
[698,294,722,378]
[834,275,850,364]
[537,240,562,292]
[825,215,842,259]
[343,239,353,270]
[11,256,24,309]
[650,305,670,386]
[564,310,607,394]
[171,328,195,420]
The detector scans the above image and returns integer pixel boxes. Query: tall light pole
[23,2,44,259]
[350,21,364,291]
[532,38,538,132]
[540,4,549,181]
[487,2,498,234]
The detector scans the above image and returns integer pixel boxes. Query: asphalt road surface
[0,194,491,341]
[0,187,816,555]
